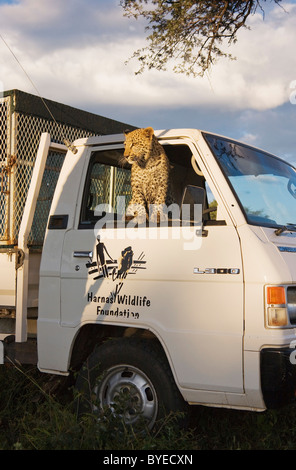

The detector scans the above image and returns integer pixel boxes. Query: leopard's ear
[144,127,154,139]
[124,129,131,135]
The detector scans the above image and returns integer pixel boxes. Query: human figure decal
[86,236,146,280]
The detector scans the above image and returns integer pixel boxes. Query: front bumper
[260,347,296,408]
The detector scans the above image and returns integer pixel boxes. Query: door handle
[73,251,93,259]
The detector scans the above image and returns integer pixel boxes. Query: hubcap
[94,365,158,428]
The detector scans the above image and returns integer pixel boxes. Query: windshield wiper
[275,224,296,236]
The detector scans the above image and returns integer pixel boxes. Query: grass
[0,363,296,450]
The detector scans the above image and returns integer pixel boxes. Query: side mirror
[181,185,205,222]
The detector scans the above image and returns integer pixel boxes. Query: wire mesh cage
[15,113,93,246]
[0,96,11,242]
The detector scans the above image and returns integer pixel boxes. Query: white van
[1,128,296,429]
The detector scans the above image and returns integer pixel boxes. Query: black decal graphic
[117,246,133,278]
[86,237,146,280]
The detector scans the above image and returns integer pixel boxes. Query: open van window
[79,143,215,228]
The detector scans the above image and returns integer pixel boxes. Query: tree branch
[120,0,282,76]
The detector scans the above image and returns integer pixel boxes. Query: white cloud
[0,0,295,113]
[239,132,258,145]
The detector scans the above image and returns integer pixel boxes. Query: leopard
[122,127,174,224]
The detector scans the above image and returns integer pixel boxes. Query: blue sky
[0,0,296,165]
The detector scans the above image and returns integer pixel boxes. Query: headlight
[287,286,296,324]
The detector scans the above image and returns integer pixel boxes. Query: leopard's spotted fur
[123,127,174,223]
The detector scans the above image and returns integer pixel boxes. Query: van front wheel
[75,337,187,431]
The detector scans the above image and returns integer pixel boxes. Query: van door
[60,141,244,395]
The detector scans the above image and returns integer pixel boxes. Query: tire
[75,337,187,431]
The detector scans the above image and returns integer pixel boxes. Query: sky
[0,0,296,165]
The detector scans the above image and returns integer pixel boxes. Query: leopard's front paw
[125,203,147,224]
[149,204,168,223]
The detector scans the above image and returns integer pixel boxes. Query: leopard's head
[123,127,155,167]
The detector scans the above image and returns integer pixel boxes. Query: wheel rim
[94,365,158,428]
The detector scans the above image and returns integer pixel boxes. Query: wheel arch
[69,323,173,377]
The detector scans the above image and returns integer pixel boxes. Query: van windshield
[204,133,296,230]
